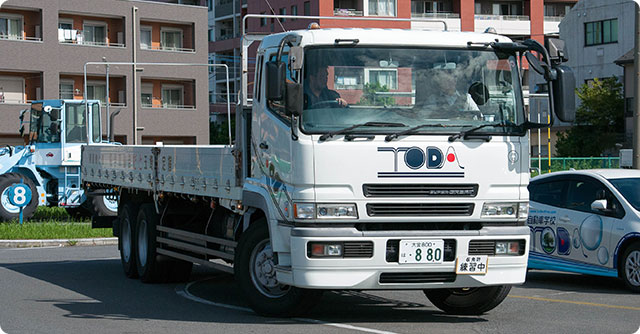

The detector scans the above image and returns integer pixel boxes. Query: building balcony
[474,14,530,21]
[140,44,195,53]
[140,21,195,53]
[0,8,42,43]
[58,13,126,48]
[334,8,364,17]
[411,12,460,19]
[140,79,196,110]
[0,71,42,105]
[544,16,564,22]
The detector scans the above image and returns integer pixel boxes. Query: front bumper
[276,226,529,290]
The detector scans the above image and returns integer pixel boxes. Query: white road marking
[548,291,576,296]
[0,325,6,334]
[633,325,640,334]
[178,279,402,334]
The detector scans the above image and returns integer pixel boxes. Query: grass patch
[0,222,112,240]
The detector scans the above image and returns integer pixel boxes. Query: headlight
[294,203,358,219]
[481,202,528,219]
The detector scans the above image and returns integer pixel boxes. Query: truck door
[62,102,87,165]
[252,52,294,220]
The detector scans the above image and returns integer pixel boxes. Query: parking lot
[1,245,639,334]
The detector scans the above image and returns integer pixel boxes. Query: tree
[356,82,395,106]
[555,77,624,157]
[210,118,235,145]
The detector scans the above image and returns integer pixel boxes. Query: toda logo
[377,146,464,178]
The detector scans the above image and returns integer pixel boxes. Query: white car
[527,169,640,292]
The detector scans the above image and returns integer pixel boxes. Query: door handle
[259,142,269,150]
[559,216,571,222]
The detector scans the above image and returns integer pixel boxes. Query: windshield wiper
[318,122,405,142]
[447,122,519,142]
[385,123,450,142]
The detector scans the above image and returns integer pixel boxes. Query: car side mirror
[285,82,302,116]
[591,199,608,212]
[266,61,286,101]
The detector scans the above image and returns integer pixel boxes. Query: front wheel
[119,203,139,278]
[234,221,322,317]
[0,173,38,222]
[87,194,118,217]
[621,243,640,292]
[423,285,511,315]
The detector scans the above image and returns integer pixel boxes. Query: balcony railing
[474,14,529,21]
[140,44,195,53]
[58,29,125,47]
[411,12,460,19]
[142,103,195,109]
[544,16,564,22]
[0,34,42,42]
[334,8,364,16]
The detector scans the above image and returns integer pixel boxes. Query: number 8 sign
[8,183,31,208]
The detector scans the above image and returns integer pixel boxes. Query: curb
[0,237,118,248]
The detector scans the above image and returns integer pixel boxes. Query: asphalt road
[1,245,639,334]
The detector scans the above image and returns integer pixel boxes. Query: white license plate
[456,255,488,275]
[399,239,444,264]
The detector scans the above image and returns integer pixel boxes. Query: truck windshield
[65,103,87,143]
[29,103,61,143]
[302,47,524,136]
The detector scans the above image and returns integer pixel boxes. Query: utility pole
[634,1,640,168]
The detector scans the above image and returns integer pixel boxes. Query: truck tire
[234,221,323,317]
[136,204,167,283]
[88,195,118,217]
[119,203,139,278]
[0,173,38,222]
[423,285,511,315]
[620,242,640,292]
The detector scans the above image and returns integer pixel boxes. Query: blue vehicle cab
[528,169,640,292]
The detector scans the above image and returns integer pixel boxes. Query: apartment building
[0,0,208,146]
[207,0,576,120]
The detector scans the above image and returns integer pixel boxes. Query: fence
[530,157,620,176]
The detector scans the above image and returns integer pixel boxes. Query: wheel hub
[1,187,20,214]
[249,239,289,298]
[625,250,640,286]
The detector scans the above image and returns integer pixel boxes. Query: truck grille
[343,241,374,258]
[379,272,457,284]
[363,184,478,198]
[366,203,474,217]
[386,239,456,262]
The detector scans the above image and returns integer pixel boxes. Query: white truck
[82,19,575,317]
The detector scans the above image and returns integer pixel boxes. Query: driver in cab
[304,65,348,109]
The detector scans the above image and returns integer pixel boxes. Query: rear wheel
[119,203,138,278]
[136,204,166,283]
[0,173,38,222]
[87,195,118,217]
[234,221,323,317]
[423,285,511,315]
[621,243,640,292]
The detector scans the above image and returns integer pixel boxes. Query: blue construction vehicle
[0,99,118,221]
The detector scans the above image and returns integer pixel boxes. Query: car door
[528,179,568,256]
[561,177,616,268]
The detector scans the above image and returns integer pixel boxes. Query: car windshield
[609,178,640,211]
[29,103,61,143]
[302,47,524,135]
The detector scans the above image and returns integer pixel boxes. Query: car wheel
[423,285,511,315]
[621,243,640,292]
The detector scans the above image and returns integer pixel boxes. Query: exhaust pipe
[108,108,122,143]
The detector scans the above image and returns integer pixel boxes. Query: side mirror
[285,82,302,116]
[468,82,490,106]
[591,199,608,212]
[551,65,576,122]
[266,61,286,101]
[525,52,546,76]
[289,46,303,71]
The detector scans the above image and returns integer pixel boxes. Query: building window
[334,67,363,89]
[141,83,153,107]
[140,26,152,49]
[369,0,396,16]
[585,19,618,46]
[162,85,184,108]
[366,69,397,89]
[59,81,75,99]
[58,19,76,42]
[291,5,298,20]
[411,1,452,14]
[279,8,286,22]
[0,76,25,104]
[86,82,107,103]
[304,1,311,16]
[83,21,107,45]
[0,14,23,40]
[161,28,183,51]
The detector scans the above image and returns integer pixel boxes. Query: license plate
[399,239,444,264]
[456,255,488,275]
